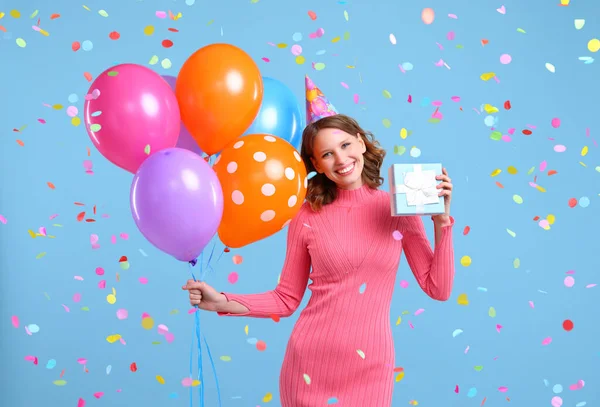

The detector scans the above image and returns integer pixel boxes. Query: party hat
[305,75,338,125]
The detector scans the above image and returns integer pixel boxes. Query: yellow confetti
[400,128,408,139]
[38,28,49,36]
[545,63,556,73]
[457,293,469,306]
[409,400,419,405]
[303,373,311,385]
[488,307,496,318]
[0,12,4,19]
[142,317,154,330]
[588,39,599,53]
[581,146,589,156]
[53,380,67,386]
[395,316,402,325]
[513,258,520,268]
[547,214,556,225]
[395,371,405,382]
[191,380,201,387]
[149,55,159,65]
[506,229,516,237]
[106,334,121,343]
[276,43,287,49]
[52,104,63,110]
[244,325,249,335]
[507,166,518,174]
[460,256,471,267]
[356,349,365,359]
[483,104,499,113]
[107,294,116,304]
[156,375,165,384]
[263,392,273,402]
[295,55,305,64]
[83,5,91,11]
[71,117,81,127]
[480,72,495,81]
[144,25,155,35]
[331,36,340,43]
[513,195,523,204]
[10,9,21,18]
[220,356,232,362]
[490,169,502,177]
[535,185,546,193]
[28,229,36,238]
[382,90,392,99]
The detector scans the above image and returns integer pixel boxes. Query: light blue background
[1,0,598,406]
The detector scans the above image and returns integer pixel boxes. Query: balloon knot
[189,258,198,267]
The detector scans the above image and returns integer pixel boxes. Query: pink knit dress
[218,185,455,406]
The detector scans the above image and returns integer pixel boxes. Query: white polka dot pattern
[261,183,276,196]
[227,161,238,174]
[232,190,244,205]
[253,151,267,162]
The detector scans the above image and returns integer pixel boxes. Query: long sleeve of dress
[217,208,312,318]
[398,215,455,301]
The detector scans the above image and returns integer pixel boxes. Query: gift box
[388,163,445,216]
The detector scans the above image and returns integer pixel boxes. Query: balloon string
[188,256,222,407]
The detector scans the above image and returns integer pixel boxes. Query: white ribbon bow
[393,164,439,214]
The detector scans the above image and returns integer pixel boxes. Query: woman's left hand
[435,167,453,216]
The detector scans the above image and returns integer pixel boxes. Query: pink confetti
[340,82,349,89]
[392,230,403,240]
[569,379,585,390]
[90,234,100,249]
[551,118,561,128]
[49,214,59,220]
[436,42,444,50]
[77,358,87,365]
[585,284,597,288]
[77,398,86,407]
[408,322,414,329]
[37,118,46,124]
[157,324,169,335]
[116,309,128,320]
[155,11,167,18]
[498,386,508,392]
[566,269,575,274]
[407,94,412,103]
[0,214,6,224]
[414,308,425,316]
[11,315,19,328]
[62,304,70,312]
[93,392,104,399]
[165,332,175,343]
[564,276,575,287]
[464,346,470,354]
[142,312,151,319]
[291,44,302,56]
[25,326,32,335]
[38,227,47,236]
[353,94,359,104]
[448,13,458,19]
[32,25,41,32]
[73,293,81,302]
[119,233,129,240]
[542,337,552,345]
[139,277,148,284]
[496,324,502,333]
[24,355,38,365]
[188,307,199,314]
[539,160,547,171]
[66,106,78,117]
[554,144,567,152]
[398,64,406,73]
[111,235,117,244]
[261,57,270,62]
[98,280,106,289]
[447,31,455,40]
[181,377,193,387]
[74,276,84,281]
[399,280,409,288]
[450,96,460,102]
[95,267,105,276]
[528,301,534,308]
[228,272,239,284]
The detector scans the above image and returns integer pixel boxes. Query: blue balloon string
[188,252,222,407]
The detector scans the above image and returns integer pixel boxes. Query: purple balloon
[130,148,223,262]
[162,75,204,156]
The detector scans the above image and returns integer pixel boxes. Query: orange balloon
[213,134,308,248]
[176,43,263,155]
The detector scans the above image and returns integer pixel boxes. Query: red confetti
[308,10,317,20]
[256,340,267,351]
[522,129,533,136]
[393,367,404,372]
[533,216,541,221]
[547,170,558,176]
[481,39,489,46]
[85,219,96,223]
[504,100,511,110]
[270,315,280,323]
[109,31,120,40]
[162,39,173,48]
[563,319,574,331]
[50,13,61,20]
[568,198,578,208]
[72,41,81,51]
[76,212,85,222]
[16,140,24,146]
[130,362,137,372]
[47,182,56,190]
[119,256,128,262]
[223,247,230,253]
[168,28,179,32]
[463,226,470,235]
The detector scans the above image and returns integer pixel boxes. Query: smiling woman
[300,113,386,211]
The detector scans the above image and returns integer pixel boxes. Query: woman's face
[309,127,366,190]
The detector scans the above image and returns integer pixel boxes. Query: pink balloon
[84,64,181,174]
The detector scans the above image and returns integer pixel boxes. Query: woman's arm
[398,215,455,301]
[217,207,311,318]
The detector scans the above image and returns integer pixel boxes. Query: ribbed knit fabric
[218,184,455,407]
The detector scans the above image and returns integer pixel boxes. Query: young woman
[182,76,455,406]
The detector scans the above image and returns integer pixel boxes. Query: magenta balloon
[130,148,223,262]
[84,64,181,174]
[162,75,204,156]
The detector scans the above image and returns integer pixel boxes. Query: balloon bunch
[83,43,307,406]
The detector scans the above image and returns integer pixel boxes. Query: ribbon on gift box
[392,164,439,214]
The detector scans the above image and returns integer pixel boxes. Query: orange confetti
[109,31,120,40]
[481,39,489,46]
[16,140,24,146]
[481,396,487,406]
[50,13,61,19]
[522,129,533,136]
[87,147,91,156]
[130,362,137,372]
[256,340,267,351]
[495,181,504,189]
[60,369,65,378]
[393,367,404,372]
[76,212,86,222]
[463,226,470,235]
[308,10,317,20]
[270,315,280,323]
[547,169,557,176]
[47,182,56,189]
[0,25,7,33]
[84,72,93,82]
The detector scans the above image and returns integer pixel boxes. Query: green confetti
[506,229,516,238]
[513,195,524,204]
[161,58,172,69]
[356,349,365,359]
[144,145,151,155]
[16,38,26,48]
[382,118,392,128]
[527,167,535,175]
[314,62,326,71]
[98,10,109,17]
[81,306,90,311]
[382,90,392,99]
[456,44,464,49]
[517,28,527,34]
[30,10,39,19]
[36,252,47,259]
[303,373,311,385]
[490,131,502,141]
[474,365,484,371]
[428,118,441,124]
[343,31,350,40]
[394,145,406,155]
[513,258,520,268]
[107,71,119,77]
[344,10,349,21]
[207,19,214,25]
[488,307,496,318]
[149,55,159,65]
[220,356,232,362]
[90,124,102,132]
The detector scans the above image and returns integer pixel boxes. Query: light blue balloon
[243,77,304,150]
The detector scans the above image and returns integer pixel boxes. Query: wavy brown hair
[300,114,386,212]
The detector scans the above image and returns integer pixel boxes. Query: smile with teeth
[336,162,355,175]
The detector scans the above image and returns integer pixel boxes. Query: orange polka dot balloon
[213,134,308,248]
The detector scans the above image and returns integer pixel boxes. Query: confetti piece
[303,373,311,385]
[457,293,469,305]
[130,362,137,372]
[545,63,556,73]
[308,10,317,20]
[542,337,552,345]
[16,38,26,48]
[109,31,120,40]
[421,8,435,24]
[460,256,471,267]
[156,375,165,384]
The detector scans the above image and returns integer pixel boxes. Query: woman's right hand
[181,280,227,312]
